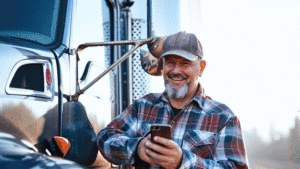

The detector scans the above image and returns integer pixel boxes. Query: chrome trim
[147,0,153,38]
[125,8,133,105]
[53,44,68,58]
[68,0,76,49]
[114,0,122,115]
[61,0,74,47]
[5,59,54,99]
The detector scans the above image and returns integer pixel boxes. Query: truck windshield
[0,0,62,45]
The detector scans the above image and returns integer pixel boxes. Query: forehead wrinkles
[164,56,190,62]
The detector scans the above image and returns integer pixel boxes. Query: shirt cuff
[132,132,150,166]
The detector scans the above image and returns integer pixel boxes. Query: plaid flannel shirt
[97,84,248,168]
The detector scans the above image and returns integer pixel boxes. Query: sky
[178,0,300,141]
[150,0,300,141]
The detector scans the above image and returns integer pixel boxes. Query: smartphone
[151,124,171,145]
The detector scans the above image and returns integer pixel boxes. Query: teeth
[172,77,184,81]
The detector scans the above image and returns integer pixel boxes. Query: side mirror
[79,61,105,91]
[140,36,166,76]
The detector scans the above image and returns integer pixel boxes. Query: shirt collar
[193,83,205,110]
[159,82,205,110]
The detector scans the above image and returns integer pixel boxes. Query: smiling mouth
[167,73,188,81]
[170,76,186,81]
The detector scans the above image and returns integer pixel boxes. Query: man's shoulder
[202,97,235,118]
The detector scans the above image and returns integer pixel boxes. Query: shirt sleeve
[96,101,144,165]
[180,116,248,169]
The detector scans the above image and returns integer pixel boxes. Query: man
[97,31,248,168]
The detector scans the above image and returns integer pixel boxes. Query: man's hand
[137,134,156,164]
[145,134,183,169]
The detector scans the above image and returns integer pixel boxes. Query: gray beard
[165,82,189,99]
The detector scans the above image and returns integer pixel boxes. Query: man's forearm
[97,127,143,165]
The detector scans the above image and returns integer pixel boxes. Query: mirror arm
[77,39,151,51]
[74,37,155,97]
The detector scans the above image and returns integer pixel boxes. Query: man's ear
[199,60,206,77]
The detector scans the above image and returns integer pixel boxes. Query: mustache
[167,73,188,79]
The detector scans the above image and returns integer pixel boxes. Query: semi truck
[0,0,182,168]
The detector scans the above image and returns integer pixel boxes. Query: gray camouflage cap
[160,31,203,61]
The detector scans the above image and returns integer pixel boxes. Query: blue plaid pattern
[97,84,248,168]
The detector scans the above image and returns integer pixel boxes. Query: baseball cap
[159,31,203,61]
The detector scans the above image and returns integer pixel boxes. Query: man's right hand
[137,134,156,164]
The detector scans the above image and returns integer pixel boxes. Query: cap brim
[159,50,199,61]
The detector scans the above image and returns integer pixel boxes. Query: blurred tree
[269,121,278,143]
[243,127,266,157]
[267,122,288,161]
[287,116,300,162]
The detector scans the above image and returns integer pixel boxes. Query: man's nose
[172,63,183,73]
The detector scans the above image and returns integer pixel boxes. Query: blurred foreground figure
[97,31,248,168]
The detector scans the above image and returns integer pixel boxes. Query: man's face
[163,55,204,99]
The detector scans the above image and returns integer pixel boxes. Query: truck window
[10,64,44,92]
[0,0,64,46]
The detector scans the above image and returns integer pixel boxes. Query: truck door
[0,47,58,143]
